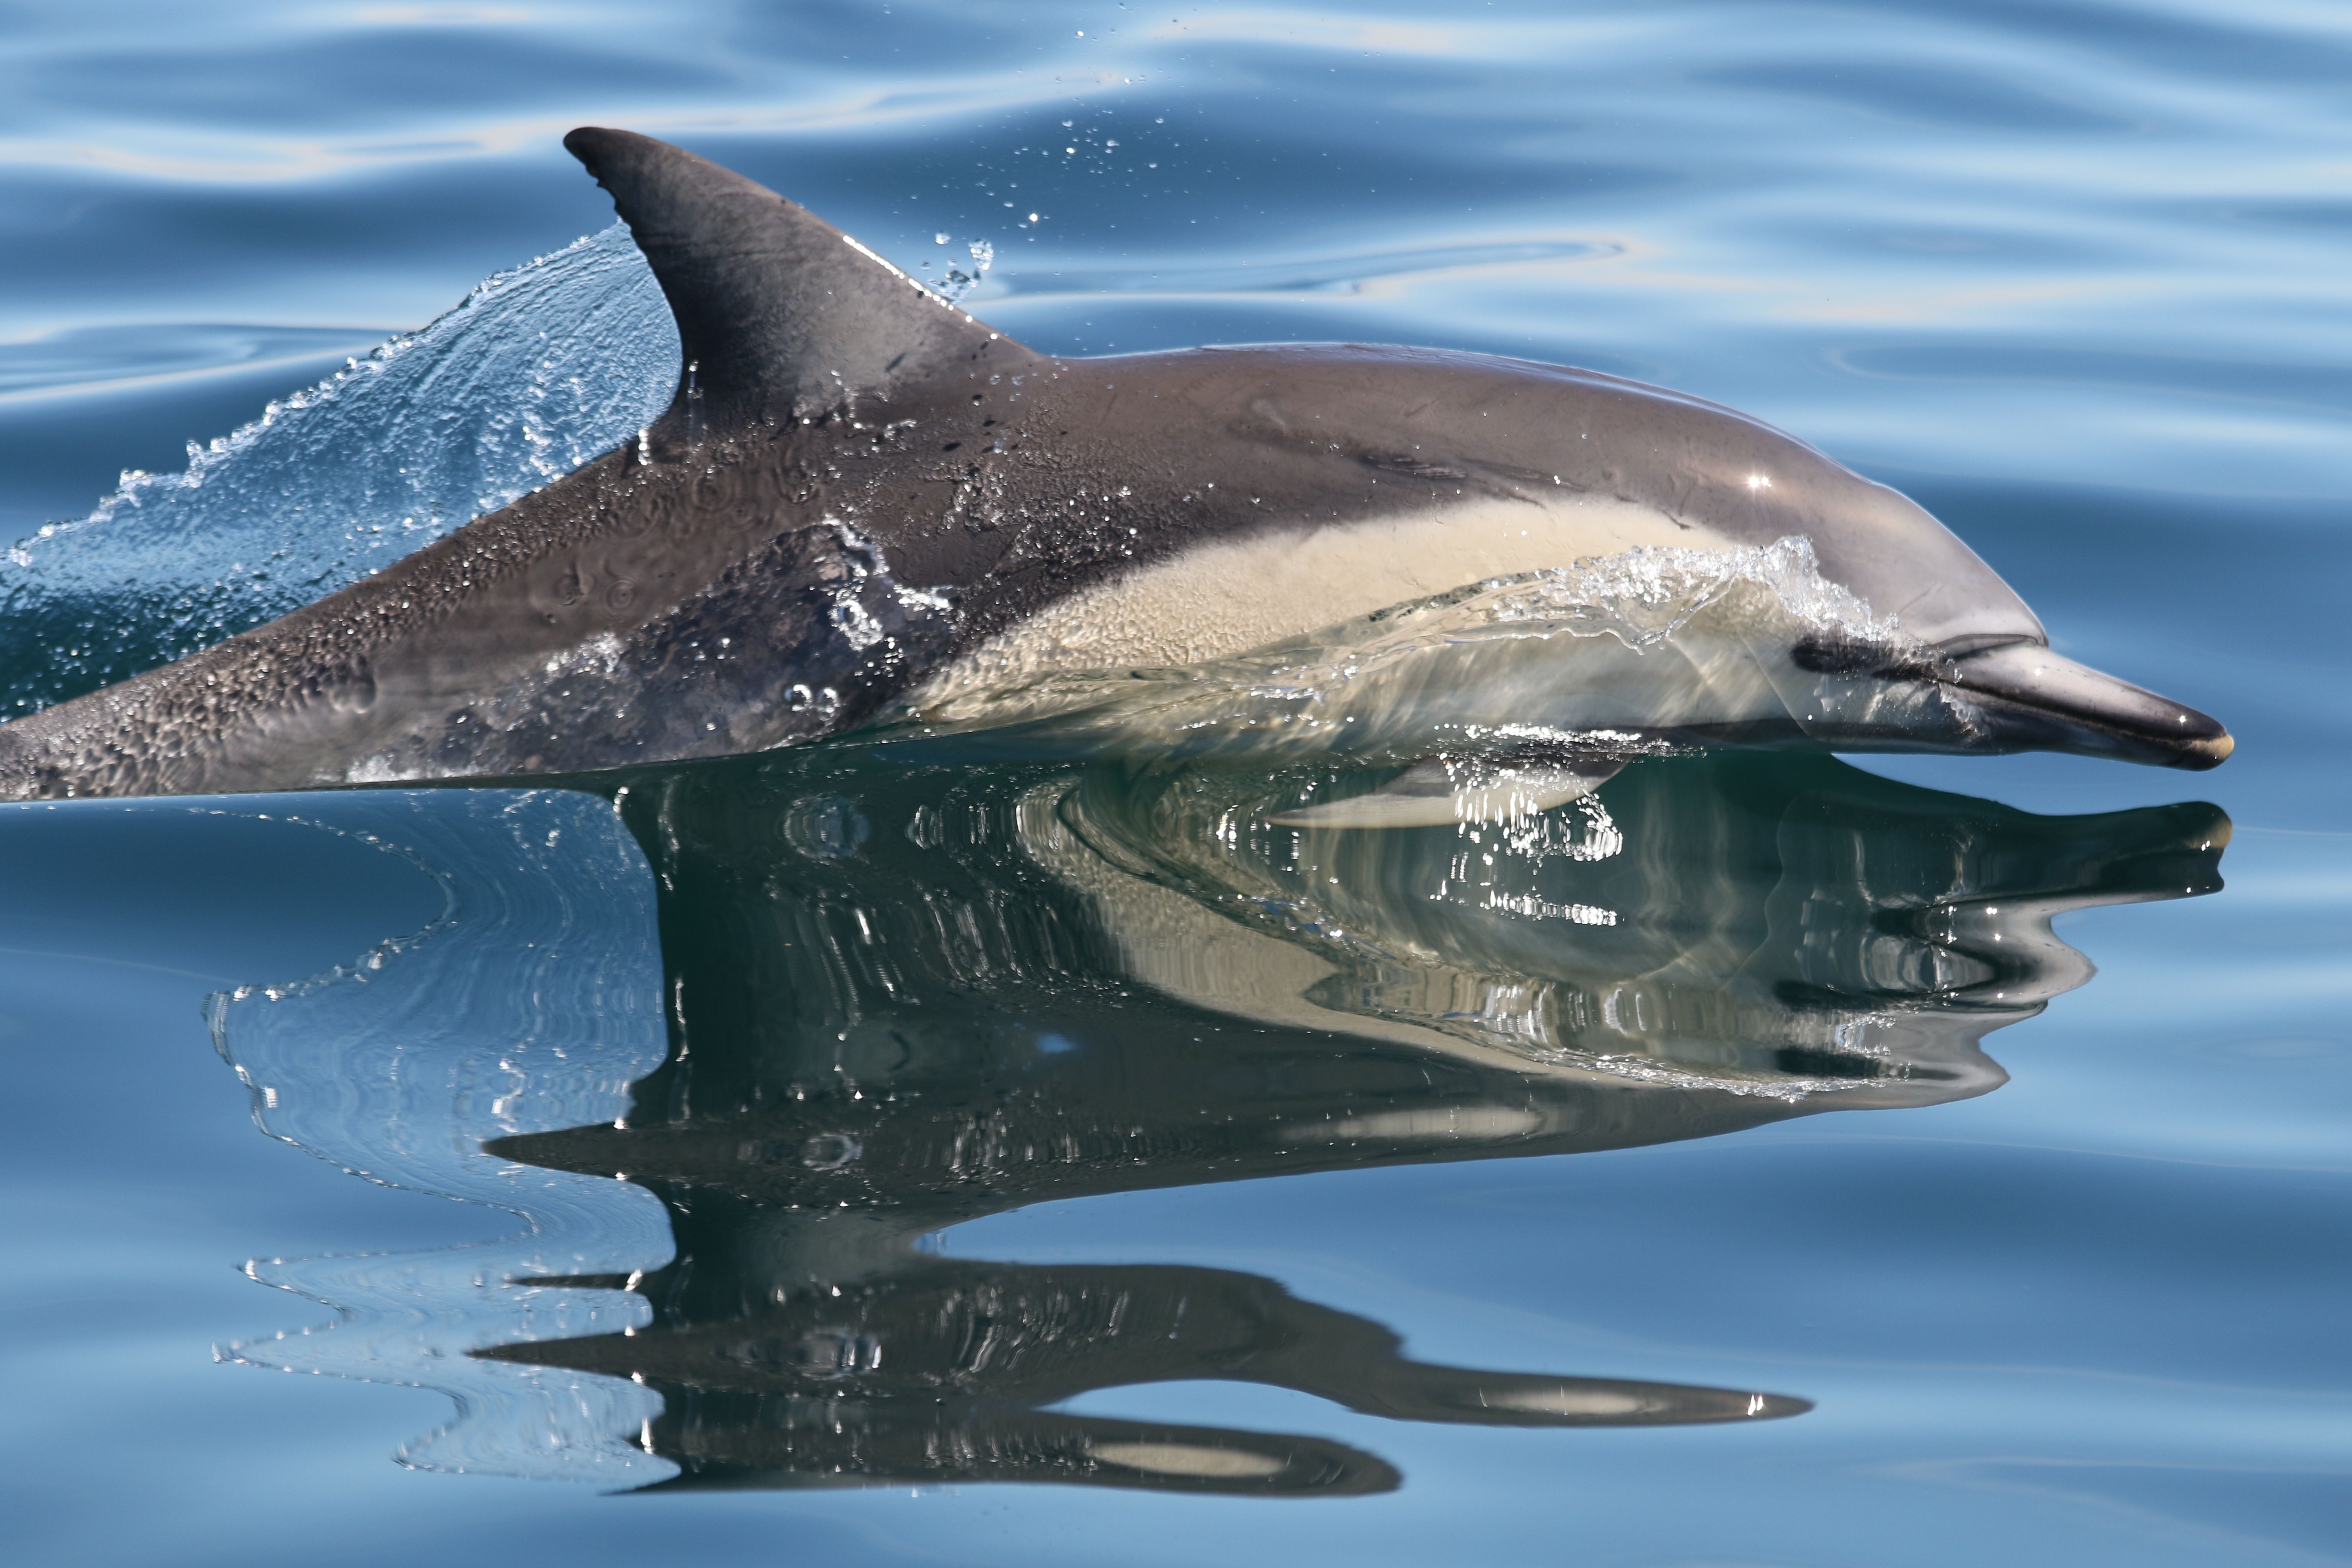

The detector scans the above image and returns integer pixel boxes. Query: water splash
[922,236,995,303]
[0,225,678,718]
[207,787,677,1484]
[898,536,1921,763]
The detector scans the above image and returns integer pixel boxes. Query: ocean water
[2,2,2349,1564]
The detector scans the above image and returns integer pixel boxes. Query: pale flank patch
[913,494,1715,707]
[1283,1106,1546,1142]
[1485,1387,1651,1418]
[1087,1441,1288,1479]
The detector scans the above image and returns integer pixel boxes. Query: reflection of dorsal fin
[564,127,1038,429]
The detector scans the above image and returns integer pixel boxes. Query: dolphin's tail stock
[560,127,1041,438]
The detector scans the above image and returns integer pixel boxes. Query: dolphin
[0,127,2232,805]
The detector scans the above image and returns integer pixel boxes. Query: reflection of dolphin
[477,748,2222,1495]
[0,131,2226,802]
[1042,752,2230,1100]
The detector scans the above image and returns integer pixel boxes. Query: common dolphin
[0,128,2231,804]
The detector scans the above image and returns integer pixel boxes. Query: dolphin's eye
[1790,631,1930,679]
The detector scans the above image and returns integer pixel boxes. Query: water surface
[2,2,2348,1564]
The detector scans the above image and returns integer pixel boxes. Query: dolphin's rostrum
[0,128,2231,801]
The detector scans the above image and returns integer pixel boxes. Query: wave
[0,225,677,718]
[208,788,677,1484]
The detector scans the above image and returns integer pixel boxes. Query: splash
[921,236,995,303]
[0,224,678,717]
[208,788,677,1484]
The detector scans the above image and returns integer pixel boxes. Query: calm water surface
[3,3,2349,1564]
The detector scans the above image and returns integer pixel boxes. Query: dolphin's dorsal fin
[564,127,1036,430]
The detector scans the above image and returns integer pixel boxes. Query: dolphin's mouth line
[1782,629,2230,769]
[1931,642,2233,771]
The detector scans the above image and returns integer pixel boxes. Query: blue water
[3,2,2350,1563]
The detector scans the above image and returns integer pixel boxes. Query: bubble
[781,796,871,860]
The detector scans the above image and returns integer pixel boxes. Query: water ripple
[207,787,674,1483]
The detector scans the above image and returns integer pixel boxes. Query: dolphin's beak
[1938,643,2233,770]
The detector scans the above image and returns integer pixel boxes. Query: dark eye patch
[1790,631,1939,679]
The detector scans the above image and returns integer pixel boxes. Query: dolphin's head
[1506,367,2237,772]
[1710,457,2231,772]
